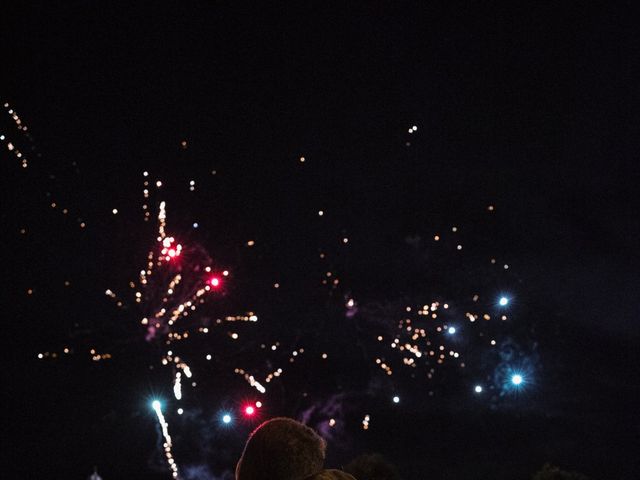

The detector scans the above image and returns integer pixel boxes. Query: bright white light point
[177,408,183,415]
[152,400,161,410]
[299,156,305,162]
[412,125,417,130]
[206,354,212,360]
[474,385,483,393]
[112,209,118,214]
[343,237,349,244]
[222,414,232,424]
[392,396,400,403]
[156,180,162,187]
[223,270,229,276]
[511,374,523,385]
[256,401,262,408]
[143,171,149,177]
[193,222,199,228]
[37,353,43,359]
[189,180,195,185]
[318,210,324,216]
[448,327,456,334]
[499,297,509,306]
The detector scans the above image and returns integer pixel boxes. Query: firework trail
[1,101,30,168]
[152,400,181,479]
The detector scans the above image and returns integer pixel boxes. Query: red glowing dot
[210,277,221,287]
[244,406,255,416]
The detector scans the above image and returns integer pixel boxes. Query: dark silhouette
[532,463,591,480]
[311,471,358,480]
[344,453,402,480]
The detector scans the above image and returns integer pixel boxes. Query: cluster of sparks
[102,194,254,477]
[369,294,525,397]
[234,346,306,394]
[2,102,29,168]
[105,199,229,341]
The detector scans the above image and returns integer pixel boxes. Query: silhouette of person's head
[235,417,326,480]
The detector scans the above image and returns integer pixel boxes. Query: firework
[1,102,30,168]
[152,400,180,479]
[102,192,263,477]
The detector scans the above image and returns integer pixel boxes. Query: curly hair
[236,417,327,480]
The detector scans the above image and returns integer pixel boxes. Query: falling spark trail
[173,372,182,400]
[152,401,180,479]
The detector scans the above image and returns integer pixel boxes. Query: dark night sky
[3,2,640,479]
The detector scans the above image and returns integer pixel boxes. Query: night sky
[4,2,640,479]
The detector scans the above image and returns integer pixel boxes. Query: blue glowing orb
[499,297,509,306]
[151,400,161,410]
[222,413,232,424]
[511,374,523,386]
[448,326,456,334]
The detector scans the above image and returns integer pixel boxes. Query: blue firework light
[492,339,538,397]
